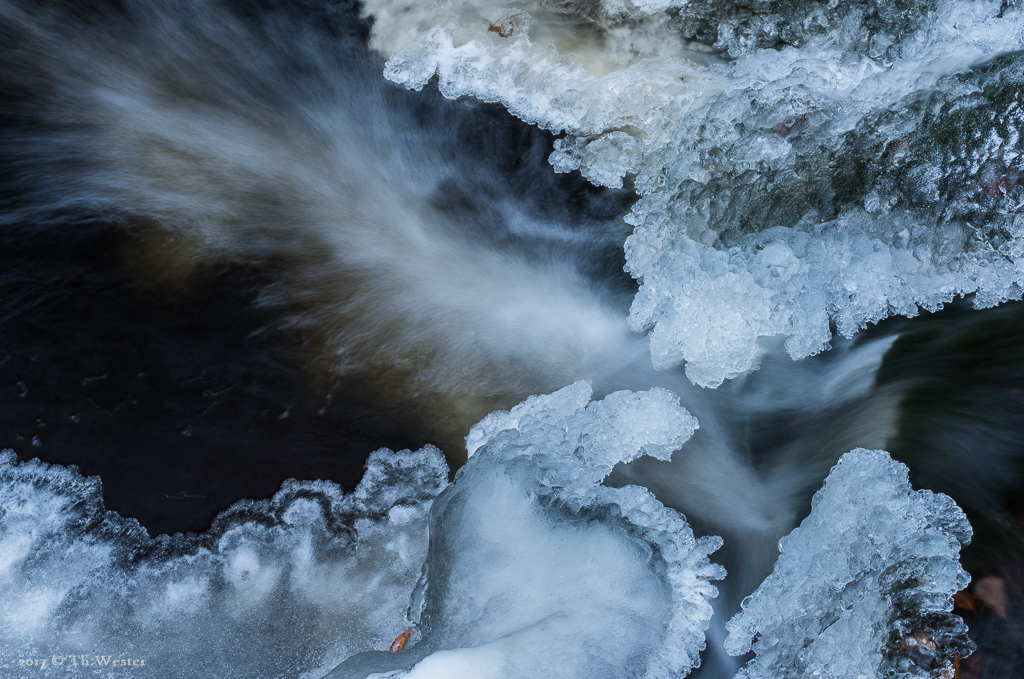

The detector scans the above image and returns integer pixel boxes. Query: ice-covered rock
[724,448,974,679]
[365,0,722,192]
[364,0,1024,387]
[0,447,447,679]
[327,381,724,679]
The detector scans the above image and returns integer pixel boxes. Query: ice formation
[0,447,446,679]
[364,0,1024,386]
[327,381,724,679]
[724,449,974,679]
[0,1,993,677]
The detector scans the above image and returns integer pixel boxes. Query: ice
[365,0,722,192]
[724,449,974,679]
[326,381,724,679]
[0,447,447,678]
[364,0,1024,386]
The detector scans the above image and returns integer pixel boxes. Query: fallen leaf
[975,576,1009,619]
[981,175,1012,197]
[953,590,978,613]
[883,138,910,162]
[774,115,808,138]
[390,630,411,653]
[900,631,938,651]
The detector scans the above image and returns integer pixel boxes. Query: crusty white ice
[1,398,979,679]
[0,447,447,679]
[724,448,974,679]
[327,380,724,679]
[364,0,1024,387]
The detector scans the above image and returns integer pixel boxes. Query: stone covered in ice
[724,448,974,679]
[328,381,723,679]
[364,0,720,192]
[0,447,447,679]
[365,0,1024,387]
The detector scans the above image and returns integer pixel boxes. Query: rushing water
[1,1,1022,678]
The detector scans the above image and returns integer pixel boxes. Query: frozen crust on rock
[0,447,447,679]
[724,448,974,679]
[364,0,1024,387]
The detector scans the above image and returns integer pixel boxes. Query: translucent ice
[327,381,724,679]
[0,447,446,679]
[724,448,974,679]
[365,0,1024,386]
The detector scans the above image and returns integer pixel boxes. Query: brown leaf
[774,115,808,138]
[937,652,962,679]
[900,632,938,651]
[975,576,1009,619]
[953,590,978,613]
[390,630,411,653]
[981,174,1013,197]
[882,138,910,162]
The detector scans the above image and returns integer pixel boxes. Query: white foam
[0,0,635,429]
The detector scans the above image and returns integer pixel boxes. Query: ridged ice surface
[364,0,1024,386]
[0,448,447,678]
[724,449,974,679]
[327,381,723,679]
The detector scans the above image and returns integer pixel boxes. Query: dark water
[0,0,636,535]
[0,220,432,534]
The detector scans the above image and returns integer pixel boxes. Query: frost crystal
[364,0,1024,386]
[724,449,974,679]
[0,447,447,679]
[327,381,723,679]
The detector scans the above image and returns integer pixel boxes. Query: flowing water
[1,1,1022,677]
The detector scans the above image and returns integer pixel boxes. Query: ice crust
[0,447,446,678]
[0,398,978,679]
[327,381,724,679]
[724,449,974,679]
[363,0,1024,386]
